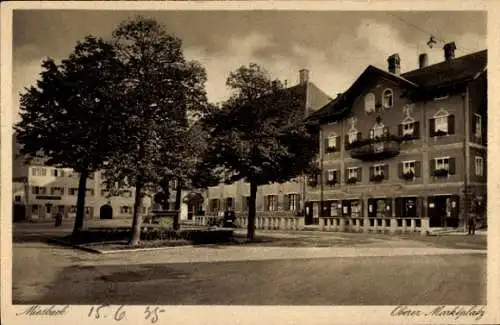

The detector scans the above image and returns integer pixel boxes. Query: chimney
[419,53,429,69]
[443,42,456,61]
[299,69,309,85]
[387,54,401,75]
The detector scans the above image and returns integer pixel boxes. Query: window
[51,169,58,177]
[225,197,234,210]
[85,207,93,215]
[348,167,358,179]
[288,194,298,211]
[329,202,339,217]
[31,186,47,195]
[373,164,385,176]
[348,130,358,144]
[51,187,64,196]
[120,206,132,214]
[86,189,95,196]
[46,205,52,214]
[474,114,482,139]
[69,188,78,196]
[402,122,414,136]
[122,190,132,198]
[435,157,450,171]
[266,195,278,211]
[327,169,338,184]
[100,189,109,197]
[326,135,338,152]
[32,205,39,214]
[373,124,384,138]
[475,156,484,176]
[31,167,47,176]
[69,206,76,213]
[403,161,416,174]
[382,89,393,108]
[15,195,21,202]
[435,116,448,133]
[242,196,250,211]
[364,93,375,113]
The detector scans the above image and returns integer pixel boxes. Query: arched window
[382,89,393,108]
[364,93,375,113]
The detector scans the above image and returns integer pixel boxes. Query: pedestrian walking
[54,213,63,227]
[468,215,476,235]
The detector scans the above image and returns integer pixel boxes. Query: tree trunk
[72,169,89,236]
[173,177,182,230]
[159,176,170,210]
[247,180,258,241]
[129,178,143,246]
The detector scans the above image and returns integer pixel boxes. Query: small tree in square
[201,63,318,240]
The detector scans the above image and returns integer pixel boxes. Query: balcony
[349,135,401,161]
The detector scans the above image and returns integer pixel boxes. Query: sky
[13,10,486,121]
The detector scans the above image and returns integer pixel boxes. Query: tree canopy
[15,35,125,234]
[201,63,318,239]
[102,16,209,245]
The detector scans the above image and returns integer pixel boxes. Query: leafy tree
[15,36,125,235]
[105,16,208,245]
[202,63,318,240]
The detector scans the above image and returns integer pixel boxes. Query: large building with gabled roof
[304,43,487,230]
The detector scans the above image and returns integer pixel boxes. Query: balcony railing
[349,135,401,161]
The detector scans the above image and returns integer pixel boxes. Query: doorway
[100,204,113,219]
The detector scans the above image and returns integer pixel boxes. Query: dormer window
[430,109,454,137]
[364,93,376,113]
[382,89,393,108]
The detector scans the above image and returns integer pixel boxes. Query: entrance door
[100,204,113,219]
[304,202,313,225]
[403,197,417,218]
[13,205,26,222]
[429,196,446,227]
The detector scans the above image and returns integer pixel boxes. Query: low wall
[194,215,429,235]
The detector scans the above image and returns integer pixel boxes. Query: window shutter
[398,162,404,178]
[429,118,435,137]
[398,124,403,137]
[324,138,329,152]
[395,197,403,218]
[344,135,349,147]
[415,161,421,177]
[449,157,456,175]
[448,115,455,134]
[296,194,301,212]
[283,194,289,211]
[413,121,420,138]
[369,166,374,179]
[324,170,329,185]
[383,165,389,180]
[345,168,349,183]
[430,159,436,175]
[336,170,340,183]
[357,167,362,182]
[357,132,362,141]
[336,136,341,150]
[472,117,477,138]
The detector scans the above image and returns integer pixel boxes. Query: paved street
[12,222,486,305]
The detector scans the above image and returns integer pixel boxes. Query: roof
[402,50,487,89]
[307,49,487,124]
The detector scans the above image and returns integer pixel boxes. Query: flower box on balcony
[401,133,417,141]
[433,169,449,177]
[325,146,337,153]
[346,177,357,185]
[434,130,448,137]
[370,174,385,182]
[326,180,337,187]
[308,180,318,187]
[402,171,415,180]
